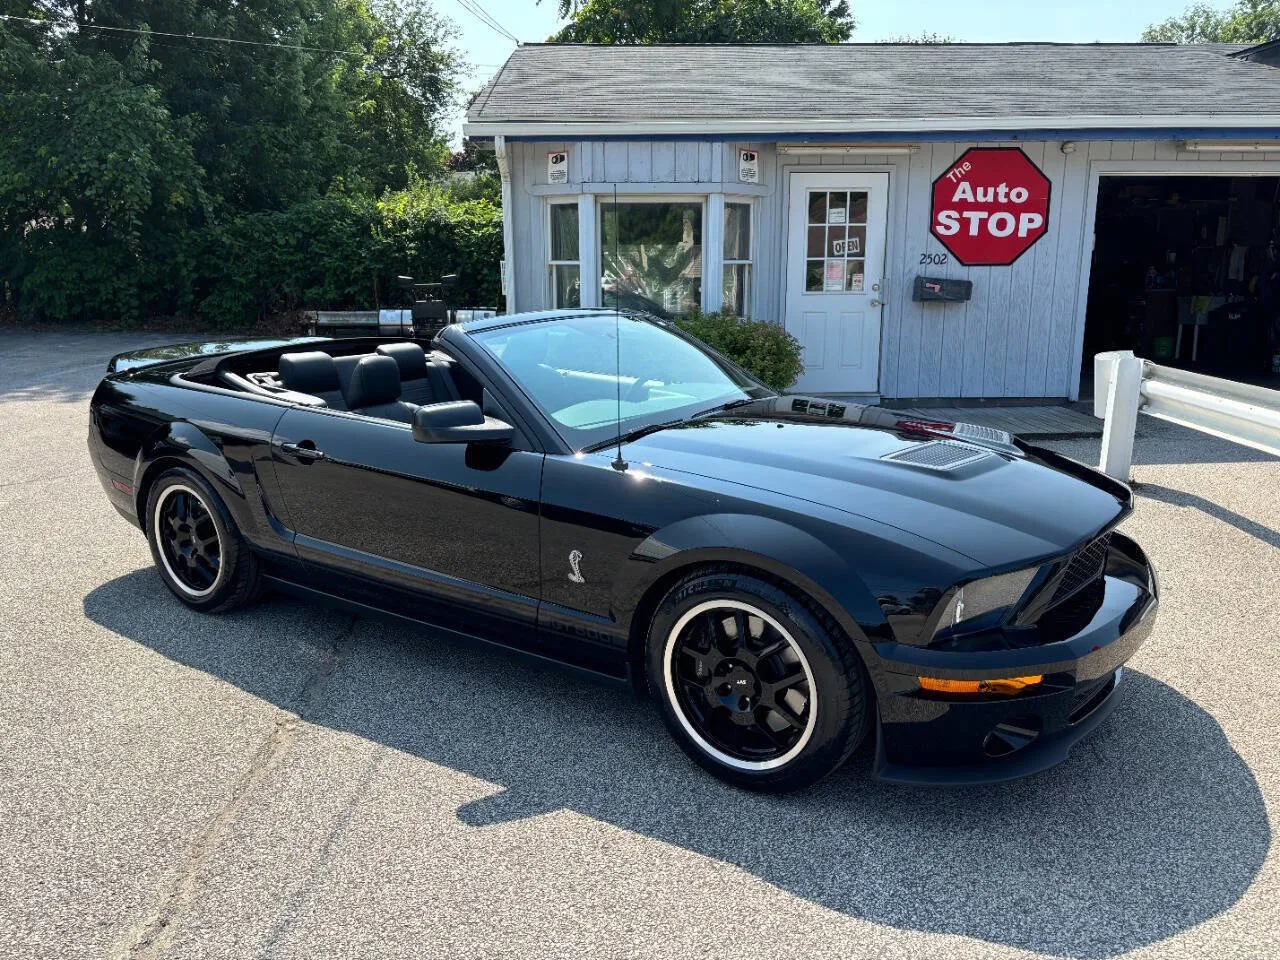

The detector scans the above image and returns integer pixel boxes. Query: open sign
[930,148,1051,266]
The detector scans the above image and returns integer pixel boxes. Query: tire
[645,567,870,792]
[144,466,261,613]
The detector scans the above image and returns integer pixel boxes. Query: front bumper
[867,532,1158,786]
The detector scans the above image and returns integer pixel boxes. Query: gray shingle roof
[466,43,1280,133]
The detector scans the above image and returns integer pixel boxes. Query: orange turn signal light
[918,675,1043,695]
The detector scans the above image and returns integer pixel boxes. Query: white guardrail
[1093,350,1280,481]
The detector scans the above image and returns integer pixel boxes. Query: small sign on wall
[547,150,569,185]
[738,149,759,184]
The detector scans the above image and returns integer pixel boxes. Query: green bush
[3,181,503,327]
[675,310,805,391]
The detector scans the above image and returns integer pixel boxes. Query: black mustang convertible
[89,310,1158,791]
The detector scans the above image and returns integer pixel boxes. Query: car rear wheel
[645,568,870,791]
[145,467,261,613]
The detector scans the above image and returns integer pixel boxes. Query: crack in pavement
[111,614,359,960]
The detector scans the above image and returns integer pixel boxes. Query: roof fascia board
[465,116,1280,139]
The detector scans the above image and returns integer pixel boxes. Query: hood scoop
[881,440,994,472]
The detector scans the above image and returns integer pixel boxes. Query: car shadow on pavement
[85,570,1270,960]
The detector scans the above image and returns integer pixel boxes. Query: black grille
[1037,577,1105,643]
[1051,533,1112,605]
[1069,671,1118,725]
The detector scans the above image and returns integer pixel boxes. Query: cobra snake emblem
[567,549,585,584]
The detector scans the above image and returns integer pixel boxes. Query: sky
[440,0,1233,143]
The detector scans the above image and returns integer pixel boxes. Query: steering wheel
[623,373,660,403]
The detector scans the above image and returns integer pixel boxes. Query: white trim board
[467,116,1280,138]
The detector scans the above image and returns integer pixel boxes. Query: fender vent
[882,440,991,471]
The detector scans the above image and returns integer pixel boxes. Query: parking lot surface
[2,330,1278,960]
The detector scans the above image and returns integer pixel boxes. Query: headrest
[279,352,339,394]
[346,355,402,409]
[377,342,428,379]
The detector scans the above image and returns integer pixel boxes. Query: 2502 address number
[919,253,949,266]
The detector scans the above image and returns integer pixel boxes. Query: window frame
[546,199,581,309]
[596,194,710,315]
[802,187,870,296]
[721,196,755,317]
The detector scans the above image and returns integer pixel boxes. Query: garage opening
[1082,175,1280,387]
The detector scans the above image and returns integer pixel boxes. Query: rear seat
[377,343,460,406]
[278,352,347,409]
[344,355,418,424]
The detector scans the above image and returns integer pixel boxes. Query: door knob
[281,441,326,461]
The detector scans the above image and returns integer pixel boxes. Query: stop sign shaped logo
[931,148,1051,266]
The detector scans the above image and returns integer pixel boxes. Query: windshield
[472,314,773,450]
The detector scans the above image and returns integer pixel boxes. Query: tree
[548,0,855,44]
[0,0,470,322]
[882,32,954,43]
[1142,0,1280,43]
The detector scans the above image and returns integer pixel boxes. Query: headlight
[931,566,1039,640]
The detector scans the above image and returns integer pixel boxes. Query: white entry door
[785,172,889,394]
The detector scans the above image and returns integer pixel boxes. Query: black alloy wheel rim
[156,486,222,596]
[667,601,815,769]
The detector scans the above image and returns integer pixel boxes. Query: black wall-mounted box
[913,276,973,302]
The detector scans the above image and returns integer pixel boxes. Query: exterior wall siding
[503,137,1280,400]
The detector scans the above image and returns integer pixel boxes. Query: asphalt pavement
[1,330,1278,960]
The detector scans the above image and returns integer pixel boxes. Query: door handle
[870,280,885,307]
[281,441,326,461]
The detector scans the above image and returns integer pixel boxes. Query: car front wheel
[645,568,870,792]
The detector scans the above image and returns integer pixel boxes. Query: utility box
[913,276,973,302]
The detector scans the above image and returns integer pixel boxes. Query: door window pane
[805,260,823,292]
[847,192,868,224]
[550,204,579,261]
[807,192,828,225]
[601,201,703,315]
[845,260,865,292]
[826,192,848,224]
[807,226,826,258]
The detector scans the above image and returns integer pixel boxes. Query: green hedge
[675,310,805,391]
[3,185,503,327]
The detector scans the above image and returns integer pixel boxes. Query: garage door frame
[1071,156,1280,398]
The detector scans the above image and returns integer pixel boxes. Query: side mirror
[413,400,514,445]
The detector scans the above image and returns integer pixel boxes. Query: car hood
[624,402,1126,568]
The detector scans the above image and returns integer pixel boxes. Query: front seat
[345,355,418,423]
[377,342,460,405]
[278,352,347,409]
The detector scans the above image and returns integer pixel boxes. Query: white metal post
[1093,350,1133,419]
[1099,354,1143,482]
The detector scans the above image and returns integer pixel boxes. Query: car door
[269,404,544,645]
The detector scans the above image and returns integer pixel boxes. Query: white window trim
[595,194,711,314]
[720,195,756,317]
[545,199,581,309]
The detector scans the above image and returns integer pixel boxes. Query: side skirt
[262,575,633,689]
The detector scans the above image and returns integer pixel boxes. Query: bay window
[600,200,703,316]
